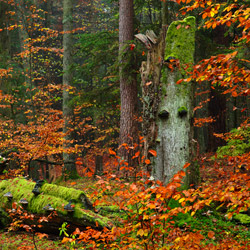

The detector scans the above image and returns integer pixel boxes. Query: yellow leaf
[137,229,144,236]
[179,198,185,203]
[175,237,181,242]
[191,211,195,216]
[156,194,161,199]
[210,8,216,17]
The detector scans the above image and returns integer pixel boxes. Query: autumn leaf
[109,148,116,156]
[36,233,48,239]
[176,24,181,30]
[61,237,71,243]
[137,229,144,236]
[207,231,215,239]
[183,162,190,169]
[148,149,157,157]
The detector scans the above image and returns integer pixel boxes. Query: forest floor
[0,153,249,249]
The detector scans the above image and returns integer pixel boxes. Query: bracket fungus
[64,200,75,213]
[43,204,55,212]
[3,192,13,201]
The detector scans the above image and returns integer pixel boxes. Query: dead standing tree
[140,17,198,186]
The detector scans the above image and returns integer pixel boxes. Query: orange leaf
[183,162,190,169]
[109,148,116,156]
[36,233,48,239]
[147,203,156,209]
[61,237,71,243]
[179,170,185,177]
[176,79,183,84]
[148,149,157,157]
[232,91,238,97]
[71,182,76,185]
[132,151,140,159]
[207,231,215,239]
[135,151,140,157]
[145,159,151,164]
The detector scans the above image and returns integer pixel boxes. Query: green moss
[178,106,187,113]
[167,198,194,227]
[0,178,111,229]
[165,16,196,67]
[234,214,250,225]
[40,183,87,203]
[216,126,250,158]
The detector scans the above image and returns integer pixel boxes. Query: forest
[0,0,249,249]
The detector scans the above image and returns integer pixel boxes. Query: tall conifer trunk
[62,0,76,178]
[119,0,138,169]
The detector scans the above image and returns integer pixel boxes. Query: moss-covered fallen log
[0,178,112,233]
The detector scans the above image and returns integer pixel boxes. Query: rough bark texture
[118,0,139,168]
[140,28,167,162]
[0,178,112,233]
[62,0,76,177]
[154,17,196,185]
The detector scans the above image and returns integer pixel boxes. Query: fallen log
[0,178,112,233]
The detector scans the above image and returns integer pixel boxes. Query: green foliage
[74,31,118,87]
[191,210,250,243]
[167,198,194,227]
[216,125,250,158]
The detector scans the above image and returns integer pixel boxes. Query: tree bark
[154,16,196,185]
[140,28,167,167]
[62,0,77,178]
[141,17,198,186]
[118,0,139,170]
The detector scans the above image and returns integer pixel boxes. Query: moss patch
[234,214,250,225]
[216,125,250,158]
[165,16,196,66]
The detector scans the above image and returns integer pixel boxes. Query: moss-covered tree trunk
[141,17,198,186]
[0,178,112,233]
[154,17,196,185]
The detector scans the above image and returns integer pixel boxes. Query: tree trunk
[62,0,77,178]
[118,0,139,170]
[141,17,197,186]
[154,17,196,185]
[140,28,167,167]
